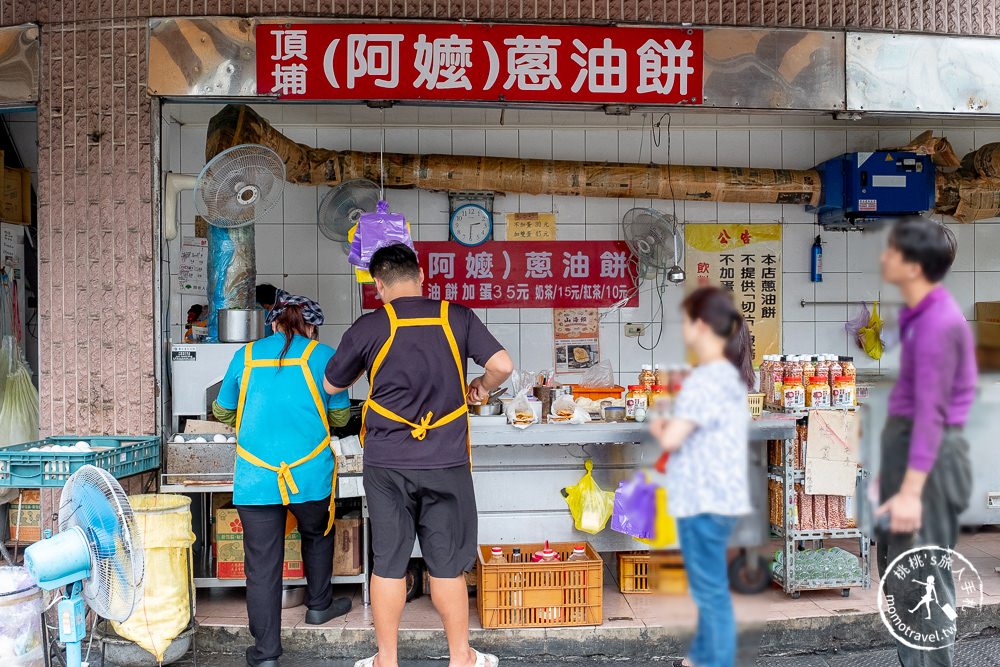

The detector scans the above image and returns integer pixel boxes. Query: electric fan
[621,207,686,284]
[24,465,144,667]
[193,144,286,228]
[318,179,380,254]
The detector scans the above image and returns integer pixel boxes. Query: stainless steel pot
[218,308,265,342]
[470,402,503,416]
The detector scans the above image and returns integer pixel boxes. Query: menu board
[684,224,782,366]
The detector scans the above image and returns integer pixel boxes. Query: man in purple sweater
[877,216,976,667]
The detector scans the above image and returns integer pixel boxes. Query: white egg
[173,435,186,443]
[192,437,207,443]
[75,441,89,448]
[213,434,228,443]
[28,447,39,452]
[227,436,237,443]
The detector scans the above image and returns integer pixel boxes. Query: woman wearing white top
[651,287,755,667]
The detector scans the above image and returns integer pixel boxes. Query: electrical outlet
[988,492,1000,509]
[624,322,646,338]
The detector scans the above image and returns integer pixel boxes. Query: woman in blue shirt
[651,287,754,667]
[213,291,352,667]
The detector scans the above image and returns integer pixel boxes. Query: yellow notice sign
[506,212,557,241]
[684,224,782,366]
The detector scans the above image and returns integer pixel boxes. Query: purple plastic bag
[348,200,415,271]
[611,472,657,539]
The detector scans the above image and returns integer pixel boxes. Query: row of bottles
[762,354,857,409]
[638,364,690,393]
[487,541,589,564]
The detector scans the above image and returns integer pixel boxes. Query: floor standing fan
[24,465,144,667]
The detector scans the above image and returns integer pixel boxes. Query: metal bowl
[282,585,306,609]
[470,402,503,416]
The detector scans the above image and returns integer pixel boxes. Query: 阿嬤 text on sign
[257,23,703,105]
[361,241,639,309]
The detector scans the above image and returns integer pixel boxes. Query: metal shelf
[770,524,865,540]
[768,465,805,481]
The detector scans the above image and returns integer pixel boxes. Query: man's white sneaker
[472,648,499,667]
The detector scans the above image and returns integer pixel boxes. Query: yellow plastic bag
[563,459,614,534]
[858,301,884,360]
[112,495,196,662]
[634,487,678,549]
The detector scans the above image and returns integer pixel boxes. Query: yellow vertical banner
[684,224,782,366]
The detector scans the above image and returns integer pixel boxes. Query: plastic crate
[567,385,625,402]
[476,542,603,628]
[747,393,765,418]
[617,551,687,594]
[0,436,161,487]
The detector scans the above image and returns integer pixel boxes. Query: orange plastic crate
[476,542,603,628]
[617,552,687,594]
[568,385,625,402]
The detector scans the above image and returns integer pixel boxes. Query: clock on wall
[449,204,493,247]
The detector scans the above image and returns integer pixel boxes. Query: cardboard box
[976,321,1000,349]
[976,301,1000,323]
[0,161,31,226]
[215,507,304,579]
[333,513,362,576]
[977,345,1000,371]
[7,489,41,543]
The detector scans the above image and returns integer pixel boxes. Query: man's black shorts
[363,464,478,579]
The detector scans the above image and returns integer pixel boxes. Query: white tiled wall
[163,104,1000,393]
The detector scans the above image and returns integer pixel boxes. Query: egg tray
[0,436,160,487]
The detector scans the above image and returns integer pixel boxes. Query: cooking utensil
[218,308,265,342]
[470,402,504,416]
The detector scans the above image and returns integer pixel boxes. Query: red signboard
[256,23,702,105]
[360,241,638,309]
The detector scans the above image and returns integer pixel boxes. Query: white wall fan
[162,143,286,239]
[621,207,685,284]
[318,179,381,254]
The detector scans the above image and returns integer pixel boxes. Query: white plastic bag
[506,369,538,429]
[550,395,592,424]
[0,337,39,446]
[580,359,615,387]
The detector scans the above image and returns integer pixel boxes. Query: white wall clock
[449,204,493,247]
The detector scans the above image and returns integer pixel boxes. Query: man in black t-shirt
[325,244,513,667]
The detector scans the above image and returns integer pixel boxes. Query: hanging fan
[194,144,286,228]
[318,179,380,254]
[621,207,686,284]
[24,465,144,667]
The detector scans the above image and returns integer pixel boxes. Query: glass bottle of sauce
[625,386,648,421]
[832,376,856,408]
[806,376,831,408]
[639,365,656,391]
[782,376,805,411]
[488,547,507,564]
[828,355,843,386]
[839,356,855,380]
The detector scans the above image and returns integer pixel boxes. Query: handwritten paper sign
[805,410,860,496]
[507,212,557,241]
[179,236,208,294]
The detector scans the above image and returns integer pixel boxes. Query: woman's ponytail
[681,287,756,390]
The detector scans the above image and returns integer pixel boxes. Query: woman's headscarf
[265,288,325,326]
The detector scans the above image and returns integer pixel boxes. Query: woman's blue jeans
[677,513,739,667]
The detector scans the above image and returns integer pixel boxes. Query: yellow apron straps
[361,301,472,462]
[235,339,339,535]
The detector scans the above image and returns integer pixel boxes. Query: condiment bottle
[649,385,670,410]
[638,365,656,391]
[624,386,648,421]
[832,376,856,408]
[828,355,843,386]
[488,547,507,564]
[815,355,830,383]
[654,364,669,388]
[806,376,831,409]
[770,356,786,407]
[782,376,805,411]
[839,356,856,380]
[784,356,803,385]
[668,365,683,395]
[801,356,816,381]
[760,356,772,399]
[566,545,588,562]
[533,541,561,563]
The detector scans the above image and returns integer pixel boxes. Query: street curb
[196,606,1000,660]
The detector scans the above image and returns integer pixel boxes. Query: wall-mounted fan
[24,465,144,667]
[318,179,380,254]
[193,144,286,229]
[621,207,685,284]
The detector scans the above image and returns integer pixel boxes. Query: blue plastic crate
[0,436,160,487]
